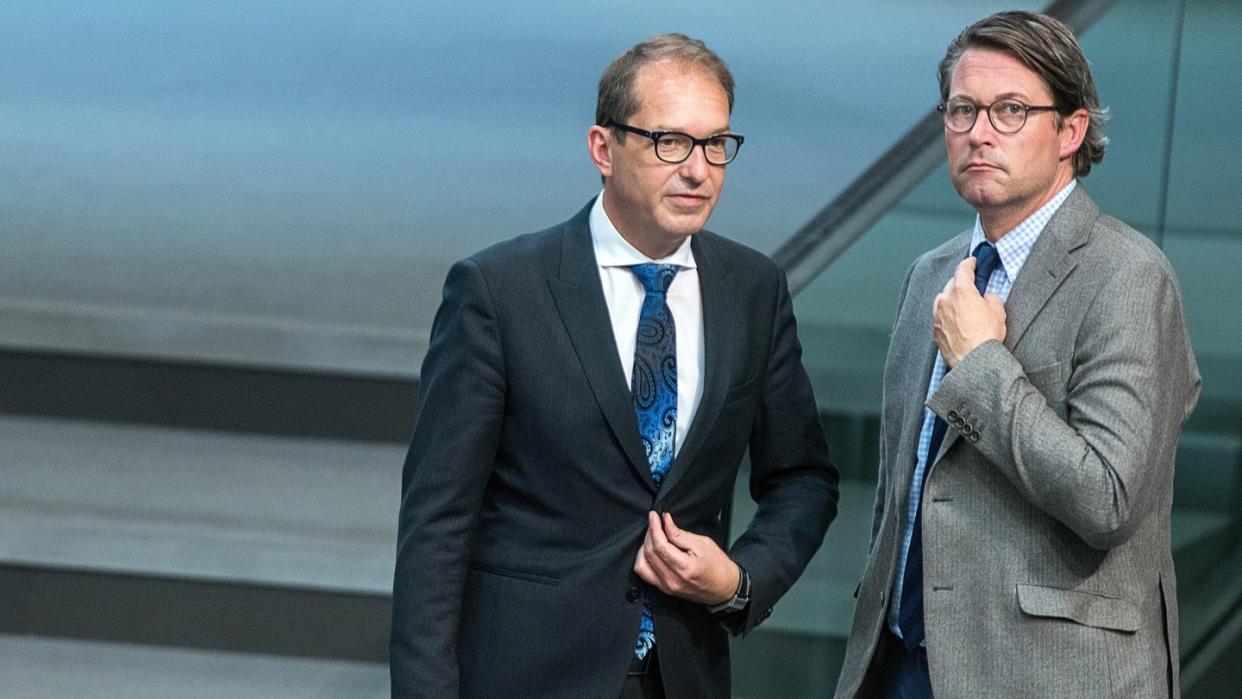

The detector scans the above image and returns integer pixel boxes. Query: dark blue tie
[629,263,680,660]
[897,241,1001,650]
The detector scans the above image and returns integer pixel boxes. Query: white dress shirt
[589,191,705,458]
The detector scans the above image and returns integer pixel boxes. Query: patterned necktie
[897,241,1001,650]
[629,263,680,660]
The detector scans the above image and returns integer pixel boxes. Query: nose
[966,109,998,146]
[678,143,711,182]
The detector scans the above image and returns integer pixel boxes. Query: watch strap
[707,565,750,615]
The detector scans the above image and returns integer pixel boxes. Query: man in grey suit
[391,34,838,698]
[836,11,1200,698]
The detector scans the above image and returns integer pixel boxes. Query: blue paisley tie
[629,263,680,660]
[897,241,1001,650]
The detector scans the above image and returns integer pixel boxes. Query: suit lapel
[936,187,1097,461]
[546,202,657,490]
[653,234,734,505]
[1002,187,1096,352]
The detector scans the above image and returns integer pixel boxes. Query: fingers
[645,512,681,569]
[634,511,736,603]
[647,512,690,571]
[647,510,669,549]
[633,535,656,583]
[633,548,660,588]
[661,512,694,553]
[955,256,976,290]
[985,293,1008,343]
[934,273,952,326]
[634,514,671,589]
[637,512,684,592]
[936,260,972,321]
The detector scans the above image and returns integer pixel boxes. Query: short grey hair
[596,33,734,140]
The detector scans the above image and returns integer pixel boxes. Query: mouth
[666,193,710,208]
[963,161,1003,173]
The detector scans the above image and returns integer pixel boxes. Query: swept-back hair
[939,11,1109,176]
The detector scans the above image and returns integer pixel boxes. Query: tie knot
[972,242,1001,294]
[630,263,680,295]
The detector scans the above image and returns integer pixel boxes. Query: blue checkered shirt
[887,180,1078,638]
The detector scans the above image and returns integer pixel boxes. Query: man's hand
[933,256,1007,367]
[633,511,740,605]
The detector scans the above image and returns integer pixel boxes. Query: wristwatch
[707,565,751,615]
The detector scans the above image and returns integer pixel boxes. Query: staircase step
[0,634,387,699]
[0,415,403,592]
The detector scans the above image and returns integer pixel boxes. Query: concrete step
[2,406,1237,690]
[0,414,400,661]
[0,414,403,592]
[0,349,417,442]
[0,634,387,699]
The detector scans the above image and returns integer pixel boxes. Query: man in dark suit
[390,33,839,698]
[835,12,1199,698]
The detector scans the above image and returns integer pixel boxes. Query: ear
[1058,107,1090,161]
[587,125,613,178]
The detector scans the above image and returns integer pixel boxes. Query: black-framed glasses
[938,98,1059,134]
[605,120,744,165]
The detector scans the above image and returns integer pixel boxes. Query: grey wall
[0,0,1039,374]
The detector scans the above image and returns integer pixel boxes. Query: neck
[979,170,1075,242]
[601,195,684,260]
[623,234,681,260]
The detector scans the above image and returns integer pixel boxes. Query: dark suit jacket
[835,187,1200,698]
[390,200,839,698]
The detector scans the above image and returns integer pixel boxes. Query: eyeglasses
[938,98,1059,134]
[605,120,744,165]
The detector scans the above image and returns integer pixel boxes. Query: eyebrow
[649,125,733,136]
[949,91,1035,102]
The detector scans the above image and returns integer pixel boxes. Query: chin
[954,181,1004,209]
[659,214,710,238]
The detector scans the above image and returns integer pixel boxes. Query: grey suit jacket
[835,187,1200,698]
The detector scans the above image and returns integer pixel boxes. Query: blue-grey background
[2,1,1240,697]
[0,0,1037,373]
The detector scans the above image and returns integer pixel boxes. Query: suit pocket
[1025,361,1068,420]
[460,562,569,694]
[1026,361,1066,400]
[468,561,560,586]
[1017,583,1140,632]
[723,371,762,407]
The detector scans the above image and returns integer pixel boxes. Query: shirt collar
[589,190,697,269]
[970,179,1076,283]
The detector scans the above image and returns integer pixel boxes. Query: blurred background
[2,0,1239,696]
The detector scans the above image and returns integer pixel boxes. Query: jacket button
[626,586,641,602]
[947,410,959,420]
